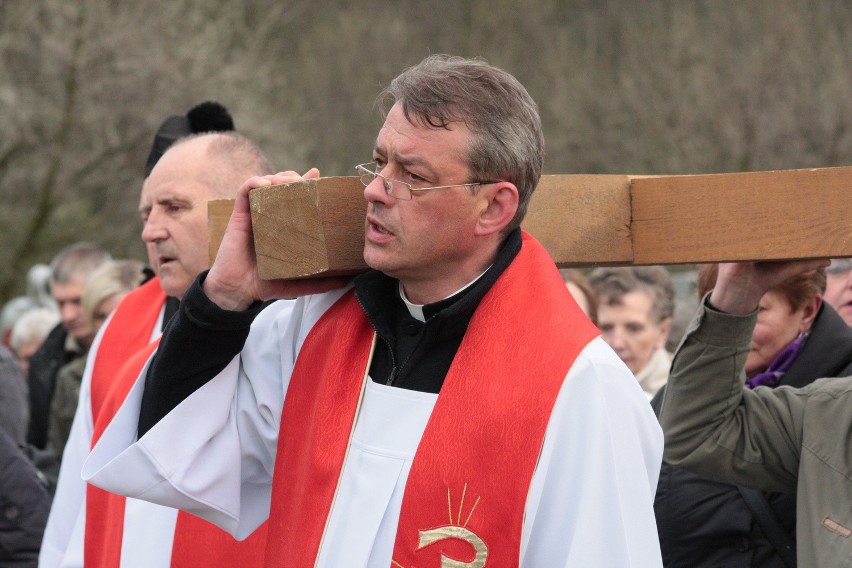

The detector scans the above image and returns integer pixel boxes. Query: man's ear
[475,182,519,237]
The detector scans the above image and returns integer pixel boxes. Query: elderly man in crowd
[42,103,271,568]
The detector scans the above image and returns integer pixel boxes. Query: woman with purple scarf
[651,264,852,568]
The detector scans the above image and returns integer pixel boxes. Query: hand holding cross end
[203,168,350,311]
[710,259,832,315]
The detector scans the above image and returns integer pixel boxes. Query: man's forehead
[144,137,212,189]
[51,278,85,297]
[377,111,466,141]
[375,108,471,171]
[140,171,211,209]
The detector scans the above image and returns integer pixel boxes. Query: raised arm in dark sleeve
[137,271,266,437]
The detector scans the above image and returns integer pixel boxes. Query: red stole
[85,278,267,567]
[266,232,599,566]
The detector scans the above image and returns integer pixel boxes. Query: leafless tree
[1,0,850,303]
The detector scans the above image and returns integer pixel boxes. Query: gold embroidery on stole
[416,526,488,567]
[393,483,488,567]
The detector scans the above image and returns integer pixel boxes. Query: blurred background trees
[1,0,850,302]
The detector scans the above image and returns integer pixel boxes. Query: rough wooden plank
[241,175,633,279]
[522,175,633,266]
[249,177,366,279]
[630,166,852,264]
[207,166,852,279]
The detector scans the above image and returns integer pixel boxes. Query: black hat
[144,101,235,176]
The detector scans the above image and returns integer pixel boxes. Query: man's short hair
[49,242,112,285]
[588,266,676,324]
[170,132,276,199]
[379,54,544,232]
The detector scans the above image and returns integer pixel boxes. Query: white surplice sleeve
[521,337,664,567]
[83,290,347,540]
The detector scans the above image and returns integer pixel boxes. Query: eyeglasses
[355,161,498,200]
[827,258,852,276]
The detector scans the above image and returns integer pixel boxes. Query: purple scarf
[745,333,809,389]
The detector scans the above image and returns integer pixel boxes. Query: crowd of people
[0,54,849,567]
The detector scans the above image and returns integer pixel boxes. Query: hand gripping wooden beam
[208,166,852,280]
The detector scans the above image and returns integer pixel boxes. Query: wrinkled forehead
[138,164,212,211]
[376,104,472,169]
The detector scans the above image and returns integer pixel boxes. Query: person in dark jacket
[652,264,852,567]
[0,344,29,445]
[0,428,51,567]
[26,243,110,450]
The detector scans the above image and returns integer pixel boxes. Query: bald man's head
[139,133,273,298]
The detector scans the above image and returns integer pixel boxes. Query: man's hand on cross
[203,169,349,311]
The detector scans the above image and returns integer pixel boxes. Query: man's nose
[60,302,80,323]
[363,175,395,206]
[141,212,167,242]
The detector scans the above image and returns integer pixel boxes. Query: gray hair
[1,297,38,341]
[10,307,60,354]
[588,266,676,324]
[50,242,112,285]
[380,54,545,232]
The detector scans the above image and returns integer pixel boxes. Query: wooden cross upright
[208,165,852,279]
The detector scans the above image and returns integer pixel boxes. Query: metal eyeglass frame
[355,161,498,200]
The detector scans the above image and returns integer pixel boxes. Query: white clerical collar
[398,267,492,322]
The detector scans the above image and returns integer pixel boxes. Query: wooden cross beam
[208,166,852,280]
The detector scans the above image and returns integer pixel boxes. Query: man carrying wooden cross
[85,54,664,567]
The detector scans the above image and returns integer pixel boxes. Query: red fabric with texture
[265,233,599,566]
[171,513,268,566]
[86,278,267,567]
[88,278,165,421]
[265,289,374,566]
[391,233,598,566]
[86,279,165,568]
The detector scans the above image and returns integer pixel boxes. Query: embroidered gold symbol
[417,525,487,567]
[393,483,488,568]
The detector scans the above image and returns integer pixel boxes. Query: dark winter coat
[26,323,82,449]
[0,345,28,445]
[0,429,50,567]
